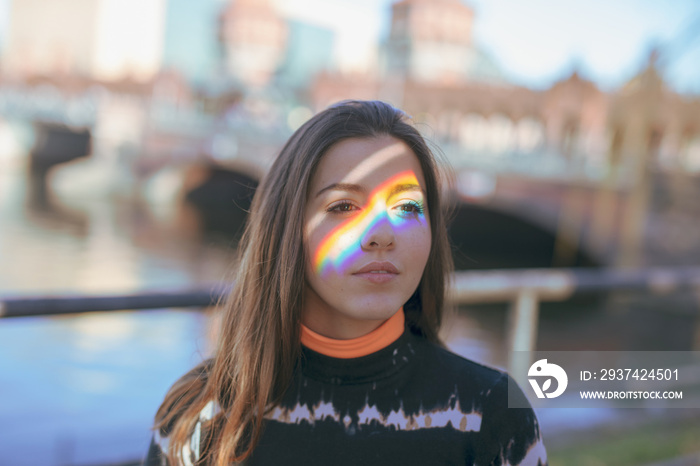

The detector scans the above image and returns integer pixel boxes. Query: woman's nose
[360,213,396,250]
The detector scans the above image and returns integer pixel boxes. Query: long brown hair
[153,100,454,465]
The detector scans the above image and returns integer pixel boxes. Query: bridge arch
[448,197,601,270]
[181,161,262,240]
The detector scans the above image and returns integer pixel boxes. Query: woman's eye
[395,201,424,216]
[327,201,358,214]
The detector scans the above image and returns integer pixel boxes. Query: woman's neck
[300,308,405,359]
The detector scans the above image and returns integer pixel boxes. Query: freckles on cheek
[389,212,429,236]
[397,220,431,255]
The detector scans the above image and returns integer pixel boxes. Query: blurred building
[2,0,698,177]
[383,0,503,85]
[609,54,700,172]
[218,0,288,89]
[277,19,334,90]
[162,0,222,84]
[395,71,610,161]
[312,0,700,175]
[161,0,334,92]
[2,0,166,81]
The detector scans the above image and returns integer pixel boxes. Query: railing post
[507,289,540,374]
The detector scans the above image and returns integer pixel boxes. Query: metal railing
[450,267,700,352]
[3,266,700,369]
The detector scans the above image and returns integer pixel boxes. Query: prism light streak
[313,170,425,276]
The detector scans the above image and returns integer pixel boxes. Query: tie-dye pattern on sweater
[146,329,547,465]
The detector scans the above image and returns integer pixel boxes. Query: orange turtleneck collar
[300,308,405,359]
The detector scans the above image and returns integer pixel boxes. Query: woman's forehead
[311,136,427,191]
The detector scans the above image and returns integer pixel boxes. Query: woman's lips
[353,261,399,274]
[352,271,398,284]
[352,261,399,283]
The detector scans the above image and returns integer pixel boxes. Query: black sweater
[146,328,547,465]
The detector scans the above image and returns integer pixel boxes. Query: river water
[0,147,239,464]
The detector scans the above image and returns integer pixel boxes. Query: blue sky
[464,0,700,92]
[1,0,698,93]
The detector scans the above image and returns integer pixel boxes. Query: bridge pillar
[507,289,540,373]
[27,122,91,206]
[615,58,664,268]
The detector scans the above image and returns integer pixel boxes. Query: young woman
[146,100,547,466]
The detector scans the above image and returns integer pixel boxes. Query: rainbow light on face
[313,170,426,276]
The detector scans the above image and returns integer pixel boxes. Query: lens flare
[313,170,426,276]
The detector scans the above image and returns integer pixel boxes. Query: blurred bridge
[2,70,700,271]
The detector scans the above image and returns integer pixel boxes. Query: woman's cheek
[310,222,362,278]
[325,230,363,275]
[397,217,429,237]
[405,223,432,258]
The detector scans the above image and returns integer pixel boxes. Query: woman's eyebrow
[315,182,425,199]
[315,182,366,198]
[387,183,423,198]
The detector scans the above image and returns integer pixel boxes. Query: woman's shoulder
[155,358,215,436]
[411,332,507,389]
[147,359,219,465]
[411,337,548,464]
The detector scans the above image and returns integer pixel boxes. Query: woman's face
[303,135,432,339]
